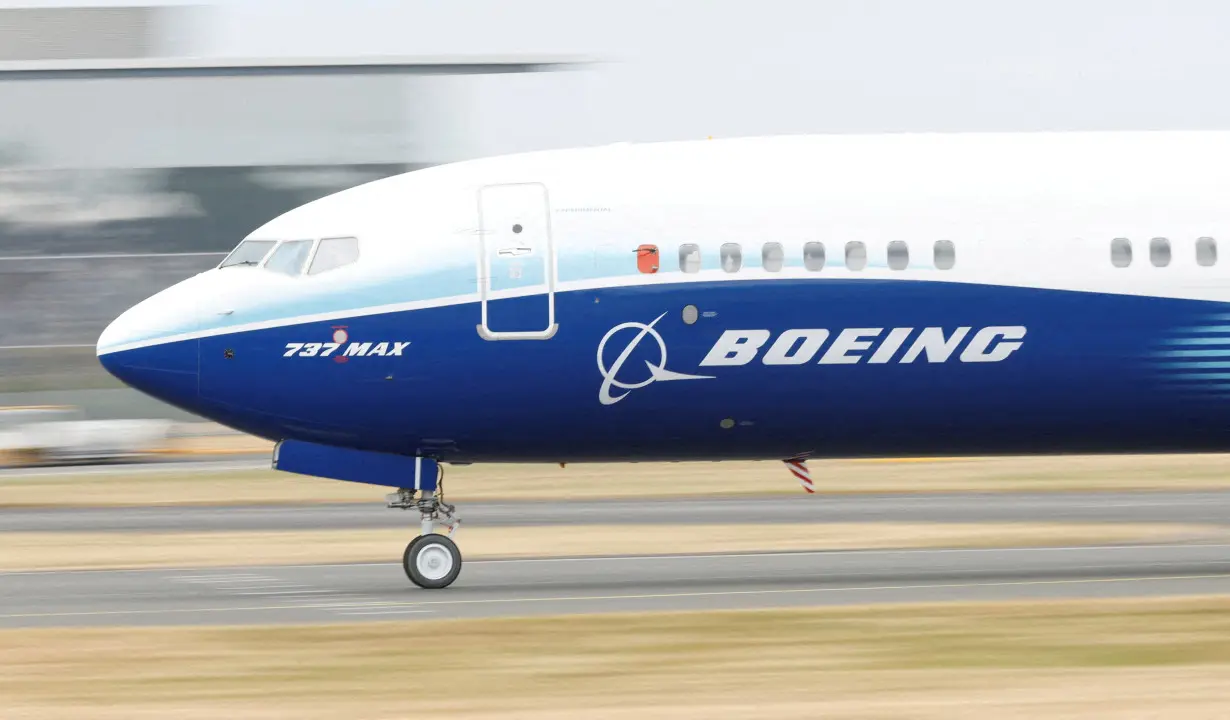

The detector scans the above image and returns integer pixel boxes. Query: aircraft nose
[97,281,201,408]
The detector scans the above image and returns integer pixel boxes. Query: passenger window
[720,243,742,273]
[934,240,956,270]
[219,239,276,269]
[308,236,360,276]
[804,242,825,271]
[762,242,784,272]
[264,239,315,276]
[1110,238,1132,268]
[679,244,701,273]
[1197,237,1218,267]
[887,240,909,270]
[845,241,867,271]
[1150,237,1171,268]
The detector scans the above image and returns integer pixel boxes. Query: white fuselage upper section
[98,130,1230,356]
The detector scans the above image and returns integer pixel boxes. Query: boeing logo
[597,317,1027,405]
[700,326,1027,367]
[597,312,714,405]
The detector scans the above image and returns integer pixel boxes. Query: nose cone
[98,279,201,411]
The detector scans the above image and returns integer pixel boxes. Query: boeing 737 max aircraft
[97,131,1230,588]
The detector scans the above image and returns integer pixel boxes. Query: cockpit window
[308,236,360,275]
[219,240,276,268]
[264,239,315,276]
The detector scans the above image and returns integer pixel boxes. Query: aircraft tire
[404,533,462,589]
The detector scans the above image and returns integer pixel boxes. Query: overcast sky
[5,0,1230,162]
[193,0,1230,157]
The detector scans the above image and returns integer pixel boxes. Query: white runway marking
[332,609,432,616]
[3,543,1230,577]
[2,573,1228,621]
[232,590,337,596]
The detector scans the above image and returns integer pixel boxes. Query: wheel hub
[416,543,454,580]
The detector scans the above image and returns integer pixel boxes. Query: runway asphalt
[4,475,1230,627]
[2,544,1229,628]
[3,490,1230,532]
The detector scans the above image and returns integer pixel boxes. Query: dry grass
[7,453,1230,508]
[2,597,1230,718]
[0,467,381,507]
[0,522,1217,572]
[154,433,274,456]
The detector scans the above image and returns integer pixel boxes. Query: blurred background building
[6,0,1230,420]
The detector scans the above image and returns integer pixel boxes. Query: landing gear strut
[387,462,462,589]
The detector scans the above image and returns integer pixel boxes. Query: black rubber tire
[403,533,462,589]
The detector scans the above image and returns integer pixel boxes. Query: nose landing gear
[387,467,462,589]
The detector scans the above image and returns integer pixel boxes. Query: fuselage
[97,130,1230,462]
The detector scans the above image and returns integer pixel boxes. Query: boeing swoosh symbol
[596,312,714,405]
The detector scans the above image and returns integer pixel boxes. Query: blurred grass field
[4,453,1230,507]
[2,597,1229,718]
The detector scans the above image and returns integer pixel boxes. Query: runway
[2,544,1229,628]
[4,490,1230,532]
[4,488,1230,629]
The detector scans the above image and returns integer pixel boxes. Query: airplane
[97,130,1230,589]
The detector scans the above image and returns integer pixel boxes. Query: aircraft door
[477,182,557,340]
